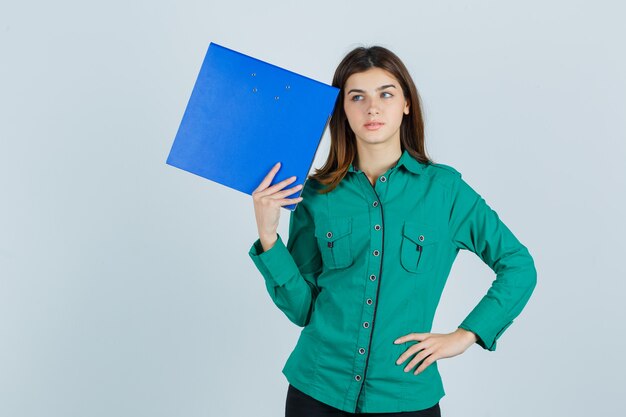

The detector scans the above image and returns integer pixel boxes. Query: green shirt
[248,149,537,413]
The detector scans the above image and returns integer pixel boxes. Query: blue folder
[166,42,340,210]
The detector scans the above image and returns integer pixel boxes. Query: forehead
[344,67,400,91]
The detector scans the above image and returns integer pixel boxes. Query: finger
[394,333,427,344]
[278,196,304,207]
[403,343,433,372]
[396,353,406,366]
[254,162,282,193]
[414,355,437,375]
[404,348,431,373]
[272,183,303,200]
[403,355,421,373]
[396,341,426,365]
[257,175,298,197]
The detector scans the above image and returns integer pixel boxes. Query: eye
[350,92,393,101]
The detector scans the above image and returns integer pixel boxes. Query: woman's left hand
[394,328,478,375]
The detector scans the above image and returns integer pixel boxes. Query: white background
[1,1,624,416]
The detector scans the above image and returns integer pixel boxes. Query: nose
[367,100,380,115]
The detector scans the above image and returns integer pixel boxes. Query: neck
[354,145,402,178]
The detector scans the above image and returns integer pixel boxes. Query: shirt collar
[348,149,424,175]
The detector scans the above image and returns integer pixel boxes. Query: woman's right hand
[252,162,304,251]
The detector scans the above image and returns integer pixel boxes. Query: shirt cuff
[458,316,514,352]
[248,233,301,287]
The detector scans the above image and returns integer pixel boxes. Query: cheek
[344,106,361,125]
[390,103,407,122]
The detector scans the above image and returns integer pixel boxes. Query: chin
[359,136,393,146]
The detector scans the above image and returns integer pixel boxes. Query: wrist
[259,233,278,252]
[456,327,478,344]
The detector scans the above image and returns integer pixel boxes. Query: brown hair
[308,45,433,194]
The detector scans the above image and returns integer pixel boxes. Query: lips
[364,121,384,130]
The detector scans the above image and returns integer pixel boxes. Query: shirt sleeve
[448,173,537,351]
[248,184,322,327]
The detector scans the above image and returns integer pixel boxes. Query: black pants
[285,384,441,417]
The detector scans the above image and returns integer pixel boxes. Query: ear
[404,99,410,115]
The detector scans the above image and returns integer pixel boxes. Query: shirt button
[374,224,381,230]
[373,250,380,256]
[363,321,370,328]
[355,375,362,381]
[326,231,333,238]
[380,176,386,182]
[359,348,365,354]
[419,235,425,242]
[369,274,376,281]
[366,298,373,305]
[372,201,378,207]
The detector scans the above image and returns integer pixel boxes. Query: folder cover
[166,42,340,210]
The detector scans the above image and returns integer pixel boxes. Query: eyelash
[350,92,393,101]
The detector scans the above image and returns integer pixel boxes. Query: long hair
[309,45,432,194]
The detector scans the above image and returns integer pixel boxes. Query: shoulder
[423,161,463,189]
[289,176,329,221]
[296,176,324,208]
[302,176,323,194]
[427,162,462,177]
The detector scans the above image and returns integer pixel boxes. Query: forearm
[259,232,278,252]
[267,275,318,327]
[249,234,321,327]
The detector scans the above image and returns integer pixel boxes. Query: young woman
[248,45,537,417]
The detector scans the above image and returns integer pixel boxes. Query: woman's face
[343,67,410,149]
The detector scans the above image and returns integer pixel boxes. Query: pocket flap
[402,222,439,246]
[314,218,352,242]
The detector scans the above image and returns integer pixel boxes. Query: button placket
[355,171,384,396]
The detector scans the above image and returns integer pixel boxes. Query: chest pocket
[400,222,440,274]
[314,218,354,269]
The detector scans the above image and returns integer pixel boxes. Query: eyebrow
[346,84,397,95]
